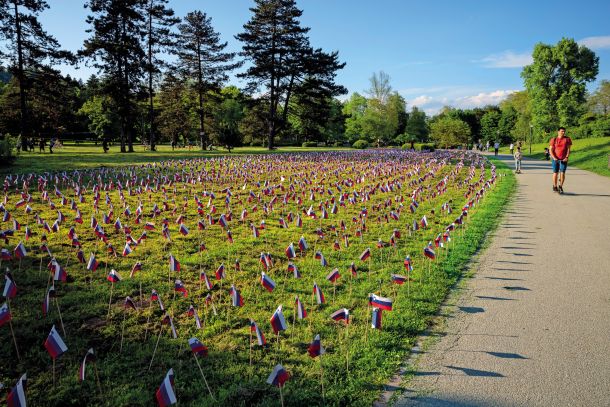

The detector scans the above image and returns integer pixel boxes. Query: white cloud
[477,51,532,68]
[402,89,519,115]
[455,90,519,108]
[578,35,610,50]
[410,95,433,107]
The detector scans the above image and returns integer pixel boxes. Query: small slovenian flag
[261,272,276,292]
[267,364,290,388]
[42,285,55,316]
[229,285,243,307]
[44,325,68,359]
[14,242,27,259]
[420,215,428,228]
[130,262,142,278]
[313,283,325,304]
[404,255,413,271]
[371,308,383,330]
[218,214,228,228]
[359,247,371,262]
[124,296,137,310]
[285,243,296,259]
[252,225,260,238]
[107,269,121,283]
[179,224,189,236]
[307,334,325,358]
[122,242,132,257]
[391,274,408,285]
[215,264,226,280]
[3,273,17,298]
[250,319,266,346]
[412,219,419,231]
[155,368,177,407]
[87,253,99,271]
[174,280,188,297]
[169,254,180,272]
[326,268,340,283]
[287,262,300,278]
[25,227,32,241]
[78,348,95,382]
[315,251,328,267]
[270,305,287,334]
[200,272,212,290]
[6,373,27,407]
[369,293,393,311]
[161,314,178,339]
[424,245,436,260]
[187,305,201,329]
[295,296,307,319]
[330,308,350,324]
[144,222,155,231]
[188,337,208,356]
[0,301,12,327]
[151,290,165,311]
[298,236,308,252]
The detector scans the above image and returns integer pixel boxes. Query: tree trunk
[196,40,206,150]
[148,3,156,151]
[120,119,126,153]
[14,1,29,150]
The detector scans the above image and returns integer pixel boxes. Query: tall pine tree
[0,0,72,148]
[144,0,178,151]
[176,11,240,150]
[82,0,147,152]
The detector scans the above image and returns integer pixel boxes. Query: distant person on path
[102,137,109,153]
[549,127,572,194]
[514,147,523,174]
[509,142,514,155]
[49,137,55,154]
[39,138,45,153]
[486,140,490,151]
[493,141,500,156]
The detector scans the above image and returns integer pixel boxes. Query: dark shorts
[552,159,568,173]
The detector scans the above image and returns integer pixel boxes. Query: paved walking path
[394,155,610,407]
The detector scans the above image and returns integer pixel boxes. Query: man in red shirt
[549,127,572,194]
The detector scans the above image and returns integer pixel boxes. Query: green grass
[3,143,352,175]
[500,136,610,178]
[0,151,515,406]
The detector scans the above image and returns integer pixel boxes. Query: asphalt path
[392,154,610,407]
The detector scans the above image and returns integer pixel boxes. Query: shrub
[352,139,369,149]
[302,141,317,148]
[0,134,17,167]
[419,143,435,152]
[401,143,413,150]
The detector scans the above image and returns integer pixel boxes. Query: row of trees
[1,3,608,155]
[0,0,347,152]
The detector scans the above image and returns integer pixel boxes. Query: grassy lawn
[500,136,610,178]
[3,143,352,175]
[0,150,515,406]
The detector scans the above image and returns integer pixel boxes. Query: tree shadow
[458,306,485,314]
[475,296,515,301]
[445,365,505,377]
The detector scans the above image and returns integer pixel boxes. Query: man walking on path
[493,141,500,156]
[549,127,572,194]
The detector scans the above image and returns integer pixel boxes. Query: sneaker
[558,185,563,194]
[553,186,558,192]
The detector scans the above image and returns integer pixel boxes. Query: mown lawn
[500,136,610,178]
[0,150,515,406]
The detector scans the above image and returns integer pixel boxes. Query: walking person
[509,142,514,156]
[493,141,500,156]
[514,147,522,174]
[549,127,572,194]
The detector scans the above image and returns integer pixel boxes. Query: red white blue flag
[188,337,208,356]
[295,296,307,319]
[313,282,325,304]
[0,301,11,327]
[229,285,243,307]
[86,253,99,271]
[369,294,393,311]
[155,368,177,406]
[250,319,266,346]
[266,364,290,387]
[44,325,68,359]
[3,273,17,298]
[174,280,187,297]
[371,308,383,330]
[326,268,340,283]
[330,308,350,324]
[6,373,27,407]
[169,254,180,272]
[261,272,276,292]
[359,248,371,262]
[270,305,288,334]
[307,334,325,358]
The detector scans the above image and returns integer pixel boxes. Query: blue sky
[40,0,610,115]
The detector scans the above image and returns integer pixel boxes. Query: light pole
[529,124,533,155]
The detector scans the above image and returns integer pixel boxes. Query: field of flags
[0,149,505,406]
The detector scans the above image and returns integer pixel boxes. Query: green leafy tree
[430,116,470,148]
[213,86,245,150]
[498,106,517,144]
[479,109,501,143]
[522,38,598,132]
[588,80,610,116]
[155,73,193,146]
[343,92,367,142]
[500,90,532,142]
[387,92,407,139]
[77,95,120,139]
[176,10,241,150]
[405,106,428,142]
